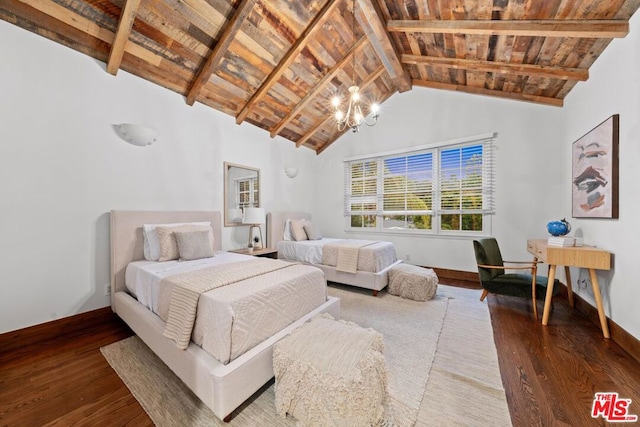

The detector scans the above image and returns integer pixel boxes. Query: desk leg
[542,264,557,326]
[564,266,574,308]
[589,268,611,339]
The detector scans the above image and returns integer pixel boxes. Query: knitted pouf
[273,314,388,427]
[388,263,438,301]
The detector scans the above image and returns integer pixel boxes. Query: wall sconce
[112,123,157,146]
[284,167,299,179]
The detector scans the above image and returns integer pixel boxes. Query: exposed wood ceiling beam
[387,20,629,38]
[355,0,411,92]
[270,36,368,138]
[297,64,386,149]
[185,0,255,106]
[17,0,163,66]
[402,54,589,81]
[235,0,340,125]
[413,79,564,107]
[107,0,141,75]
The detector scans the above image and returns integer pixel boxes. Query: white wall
[313,88,566,270]
[0,21,316,333]
[559,11,640,339]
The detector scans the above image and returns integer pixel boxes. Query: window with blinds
[344,134,495,235]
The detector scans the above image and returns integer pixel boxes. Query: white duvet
[277,238,398,273]
[125,253,327,364]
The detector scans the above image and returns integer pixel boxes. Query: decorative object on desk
[547,236,585,247]
[571,114,619,219]
[547,218,571,236]
[112,123,157,146]
[243,207,265,250]
[547,236,574,247]
[253,235,261,250]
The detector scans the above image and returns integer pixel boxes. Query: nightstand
[229,247,278,259]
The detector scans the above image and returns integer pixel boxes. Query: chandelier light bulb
[331,0,380,133]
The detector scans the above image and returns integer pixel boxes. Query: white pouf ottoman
[388,263,438,301]
[273,314,388,426]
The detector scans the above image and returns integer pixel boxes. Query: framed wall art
[571,114,619,218]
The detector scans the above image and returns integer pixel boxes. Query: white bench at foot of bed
[113,291,341,422]
[314,259,403,296]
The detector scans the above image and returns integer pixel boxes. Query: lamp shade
[243,207,265,225]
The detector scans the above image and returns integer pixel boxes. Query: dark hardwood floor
[1,289,639,426]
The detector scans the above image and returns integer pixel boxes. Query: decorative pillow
[303,222,322,240]
[143,221,210,261]
[174,229,215,261]
[283,219,293,241]
[156,224,213,261]
[289,219,308,242]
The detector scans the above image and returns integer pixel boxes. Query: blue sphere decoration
[547,218,571,236]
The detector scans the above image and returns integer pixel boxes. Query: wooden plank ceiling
[2,0,639,154]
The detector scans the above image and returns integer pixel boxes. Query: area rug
[100,284,511,426]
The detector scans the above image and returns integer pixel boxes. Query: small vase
[247,247,253,253]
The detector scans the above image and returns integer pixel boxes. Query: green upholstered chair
[473,238,561,319]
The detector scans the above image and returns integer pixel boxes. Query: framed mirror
[224,162,261,227]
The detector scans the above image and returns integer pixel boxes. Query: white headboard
[266,211,312,248]
[109,210,222,310]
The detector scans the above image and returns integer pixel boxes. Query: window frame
[343,133,496,237]
[235,177,259,209]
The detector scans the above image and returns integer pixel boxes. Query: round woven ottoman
[388,263,438,301]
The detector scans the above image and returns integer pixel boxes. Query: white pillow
[283,219,293,241]
[283,218,305,241]
[290,219,308,242]
[143,221,210,261]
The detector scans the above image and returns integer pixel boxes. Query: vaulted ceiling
[3,0,639,154]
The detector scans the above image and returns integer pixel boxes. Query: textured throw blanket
[326,240,377,274]
[162,258,296,349]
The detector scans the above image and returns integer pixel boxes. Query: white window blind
[344,133,495,234]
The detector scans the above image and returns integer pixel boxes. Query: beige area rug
[100,284,511,426]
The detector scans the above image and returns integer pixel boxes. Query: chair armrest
[477,264,535,271]
[503,260,543,264]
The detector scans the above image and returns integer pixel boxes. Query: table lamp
[243,207,265,249]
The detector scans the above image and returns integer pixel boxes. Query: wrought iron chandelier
[331,0,379,133]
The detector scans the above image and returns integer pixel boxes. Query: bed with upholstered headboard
[267,211,402,296]
[109,210,340,422]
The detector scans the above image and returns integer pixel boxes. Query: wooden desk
[527,239,611,338]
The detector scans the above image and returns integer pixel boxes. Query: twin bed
[109,210,340,421]
[267,212,402,296]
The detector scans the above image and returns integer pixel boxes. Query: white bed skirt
[315,260,403,292]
